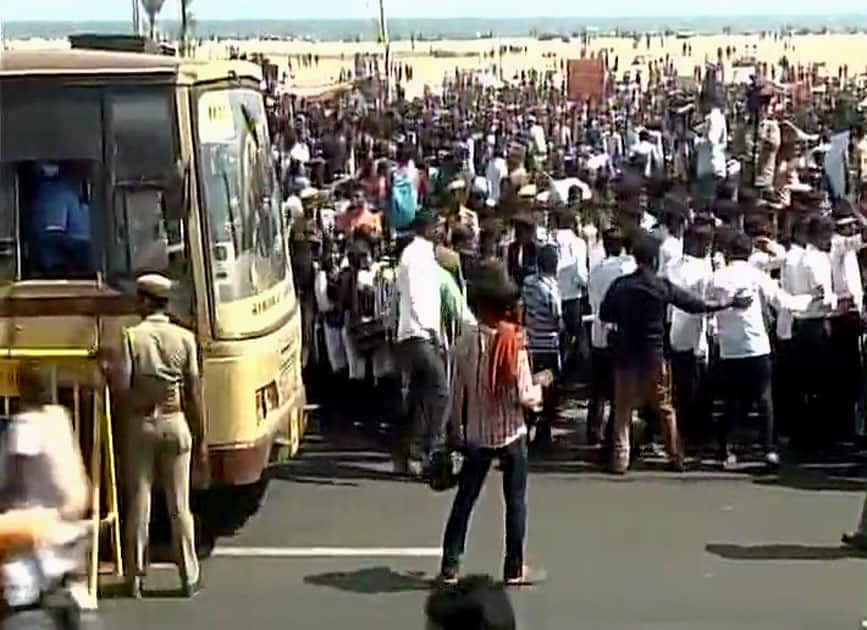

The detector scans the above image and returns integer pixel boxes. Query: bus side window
[0,167,17,281]
[109,188,193,322]
[110,90,176,183]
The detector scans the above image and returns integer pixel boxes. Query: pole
[180,0,189,57]
[751,90,760,189]
[378,0,390,105]
[132,0,141,36]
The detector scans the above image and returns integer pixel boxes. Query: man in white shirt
[629,129,664,180]
[829,208,867,441]
[394,209,449,473]
[657,209,685,278]
[824,130,850,202]
[549,176,592,207]
[529,117,548,162]
[289,134,311,166]
[792,215,838,448]
[485,144,509,206]
[586,227,636,446]
[774,218,808,437]
[712,232,815,468]
[551,209,589,370]
[693,95,728,205]
[667,225,714,447]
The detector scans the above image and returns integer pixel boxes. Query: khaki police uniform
[122,274,200,590]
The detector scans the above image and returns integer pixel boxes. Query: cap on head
[137,273,174,301]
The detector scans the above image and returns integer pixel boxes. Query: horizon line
[5,12,867,23]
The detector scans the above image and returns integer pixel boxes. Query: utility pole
[378,0,391,105]
[132,0,142,36]
[180,0,188,57]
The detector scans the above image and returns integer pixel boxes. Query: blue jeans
[441,437,528,578]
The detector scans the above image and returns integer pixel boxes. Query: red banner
[567,58,606,104]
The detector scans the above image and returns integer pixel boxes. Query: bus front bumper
[207,392,307,486]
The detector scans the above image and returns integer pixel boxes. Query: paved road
[102,418,867,630]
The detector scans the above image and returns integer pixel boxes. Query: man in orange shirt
[336,182,382,239]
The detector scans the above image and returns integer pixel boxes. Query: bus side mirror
[164,160,190,221]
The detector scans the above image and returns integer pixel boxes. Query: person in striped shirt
[520,245,563,447]
[438,262,546,586]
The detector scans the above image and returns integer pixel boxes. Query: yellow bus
[0,48,306,544]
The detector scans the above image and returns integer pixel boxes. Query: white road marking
[213,546,441,558]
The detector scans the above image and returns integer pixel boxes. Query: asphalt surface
[101,412,867,630]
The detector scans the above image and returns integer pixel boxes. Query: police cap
[136,273,174,300]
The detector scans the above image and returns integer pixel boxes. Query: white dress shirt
[707,107,728,178]
[550,177,593,204]
[712,259,813,359]
[588,254,637,349]
[630,137,664,179]
[794,244,837,320]
[667,254,713,357]
[658,234,684,278]
[831,233,864,313]
[485,157,508,204]
[776,243,805,340]
[396,236,441,343]
[530,124,548,156]
[289,141,311,165]
[824,131,850,199]
[641,212,657,232]
[552,229,589,302]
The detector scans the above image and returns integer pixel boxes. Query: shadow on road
[752,458,867,492]
[284,411,867,489]
[304,566,432,594]
[271,451,419,486]
[705,543,866,561]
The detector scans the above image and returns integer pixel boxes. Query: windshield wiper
[220,172,240,254]
[240,105,260,149]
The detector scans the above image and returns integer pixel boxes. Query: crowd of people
[4,34,867,628]
[270,51,867,578]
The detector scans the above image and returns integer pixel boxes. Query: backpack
[388,168,418,231]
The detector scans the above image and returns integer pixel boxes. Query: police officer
[113,274,204,598]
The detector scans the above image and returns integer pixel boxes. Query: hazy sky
[3,0,865,21]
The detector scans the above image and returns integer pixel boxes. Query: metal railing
[0,349,123,609]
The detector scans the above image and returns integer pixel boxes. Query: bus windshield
[197,88,289,339]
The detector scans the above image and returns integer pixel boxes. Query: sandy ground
[195,33,867,97]
[7,33,867,98]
